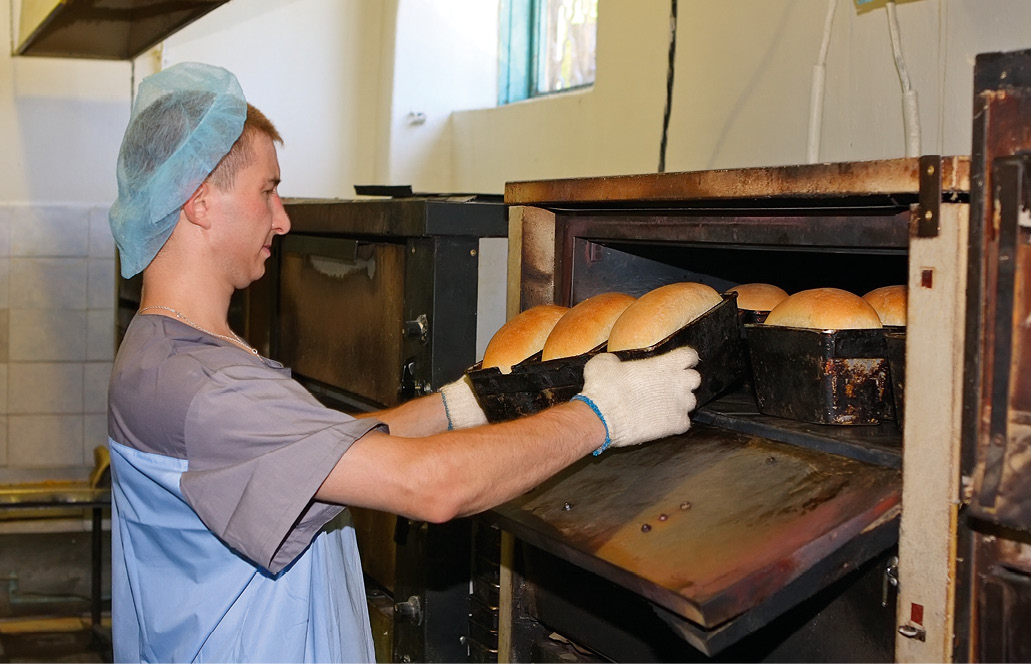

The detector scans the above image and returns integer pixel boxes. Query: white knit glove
[440,375,489,430]
[573,347,701,455]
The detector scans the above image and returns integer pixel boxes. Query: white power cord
[886,0,921,157]
[807,0,838,163]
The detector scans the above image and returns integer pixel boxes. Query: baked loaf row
[480,282,907,372]
[481,283,722,372]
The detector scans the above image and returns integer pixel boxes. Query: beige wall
[158,0,393,199]
[452,0,1031,191]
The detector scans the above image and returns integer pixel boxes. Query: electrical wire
[885,0,921,157]
[658,0,677,173]
[807,0,838,163]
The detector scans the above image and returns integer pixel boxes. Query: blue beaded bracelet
[441,391,455,431]
[571,394,611,456]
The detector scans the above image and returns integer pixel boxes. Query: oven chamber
[257,193,508,663]
[478,151,976,663]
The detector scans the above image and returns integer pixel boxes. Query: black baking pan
[466,349,596,423]
[738,308,772,325]
[883,328,906,430]
[734,308,772,387]
[744,324,893,426]
[468,295,746,424]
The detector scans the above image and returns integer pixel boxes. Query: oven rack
[693,388,902,469]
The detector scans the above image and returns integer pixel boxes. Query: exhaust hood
[15,0,230,60]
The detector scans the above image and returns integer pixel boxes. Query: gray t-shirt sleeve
[178,361,383,574]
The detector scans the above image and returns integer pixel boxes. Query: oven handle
[281,235,383,281]
[282,235,359,262]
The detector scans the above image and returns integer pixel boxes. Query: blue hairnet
[109,62,247,278]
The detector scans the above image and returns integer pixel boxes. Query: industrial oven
[475,47,1031,664]
[261,191,508,663]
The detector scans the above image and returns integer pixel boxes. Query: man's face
[208,132,290,288]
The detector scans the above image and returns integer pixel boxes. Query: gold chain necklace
[138,305,259,356]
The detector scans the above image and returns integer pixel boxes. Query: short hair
[207,104,283,190]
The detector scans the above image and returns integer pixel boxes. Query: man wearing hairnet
[107,62,701,662]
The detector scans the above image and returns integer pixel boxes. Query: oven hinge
[915,154,942,238]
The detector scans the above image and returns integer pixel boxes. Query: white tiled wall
[0,204,115,483]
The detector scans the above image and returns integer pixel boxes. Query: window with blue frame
[499,0,598,105]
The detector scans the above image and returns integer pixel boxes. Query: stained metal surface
[278,237,406,408]
[490,426,900,630]
[954,47,1031,663]
[969,154,1031,530]
[746,325,893,426]
[16,0,230,60]
[506,157,969,206]
[884,330,906,430]
[284,196,507,238]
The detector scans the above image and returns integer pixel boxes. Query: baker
[106,62,701,663]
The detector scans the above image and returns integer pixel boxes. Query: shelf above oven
[506,156,969,207]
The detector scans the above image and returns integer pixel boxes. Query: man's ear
[182,183,213,229]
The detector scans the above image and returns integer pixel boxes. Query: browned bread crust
[726,283,789,311]
[765,287,883,329]
[608,282,723,351]
[481,304,569,373]
[542,292,636,360]
[862,285,907,326]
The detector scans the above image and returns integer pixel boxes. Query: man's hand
[574,347,701,454]
[440,375,489,430]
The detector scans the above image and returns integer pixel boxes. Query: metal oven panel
[278,235,406,408]
[274,195,507,664]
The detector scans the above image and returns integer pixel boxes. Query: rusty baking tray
[488,424,901,656]
[884,329,906,430]
[467,296,745,423]
[744,324,893,426]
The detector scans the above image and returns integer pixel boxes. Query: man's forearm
[358,393,449,437]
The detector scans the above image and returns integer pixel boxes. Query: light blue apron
[109,439,375,663]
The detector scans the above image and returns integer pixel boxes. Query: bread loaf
[541,292,636,360]
[481,304,569,373]
[764,287,882,329]
[726,283,789,311]
[607,282,723,352]
[863,285,907,326]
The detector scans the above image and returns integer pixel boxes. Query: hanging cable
[885,0,921,157]
[807,0,837,163]
[658,0,678,173]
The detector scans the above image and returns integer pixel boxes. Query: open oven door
[955,47,1031,664]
